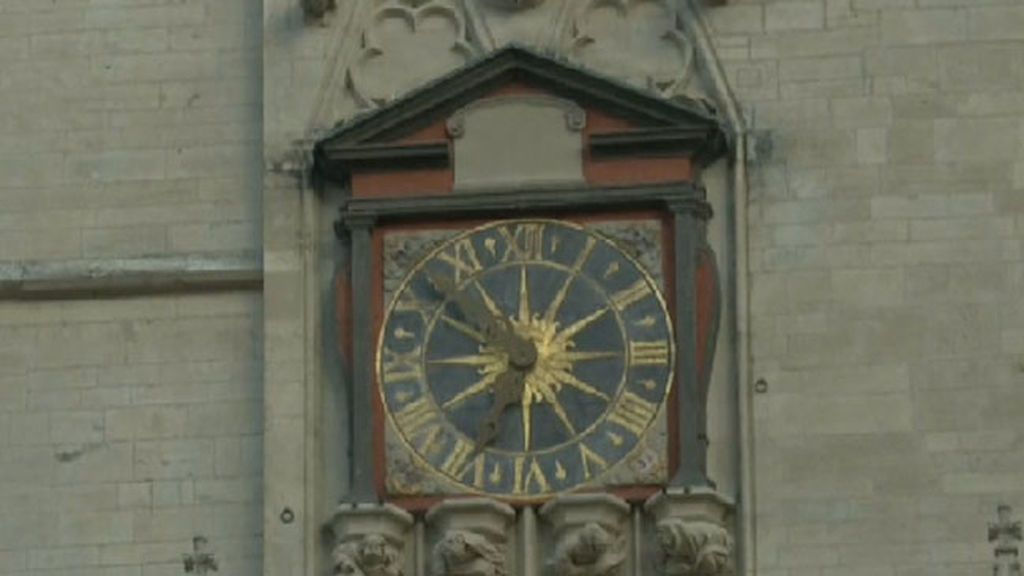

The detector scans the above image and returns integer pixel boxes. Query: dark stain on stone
[54,447,84,463]
[54,443,100,463]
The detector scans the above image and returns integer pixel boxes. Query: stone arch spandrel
[305,0,740,135]
[307,0,493,131]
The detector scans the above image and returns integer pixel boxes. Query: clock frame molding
[315,46,727,510]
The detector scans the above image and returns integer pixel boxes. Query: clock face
[376,219,674,499]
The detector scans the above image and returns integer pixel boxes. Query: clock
[376,218,674,500]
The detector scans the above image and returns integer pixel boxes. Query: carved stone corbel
[539,493,630,576]
[426,498,515,576]
[644,488,735,576]
[329,504,415,576]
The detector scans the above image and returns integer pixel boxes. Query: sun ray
[428,354,501,366]
[440,314,486,343]
[472,280,505,320]
[518,265,531,324]
[556,307,609,341]
[522,394,532,451]
[563,350,621,362]
[532,378,577,436]
[442,369,502,410]
[550,369,611,401]
[543,237,597,324]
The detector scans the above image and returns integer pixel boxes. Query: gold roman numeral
[498,223,545,262]
[381,346,423,385]
[435,238,483,284]
[440,437,475,479]
[513,456,550,495]
[442,438,488,489]
[630,340,670,366]
[394,290,434,323]
[611,279,652,311]
[393,397,439,438]
[607,391,657,436]
[579,443,609,480]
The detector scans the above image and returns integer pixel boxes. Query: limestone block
[881,9,967,46]
[133,439,216,480]
[58,510,133,545]
[968,5,1024,41]
[707,5,764,35]
[53,442,133,484]
[105,406,188,441]
[939,44,1022,92]
[765,1,824,32]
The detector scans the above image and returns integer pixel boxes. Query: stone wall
[2,0,1023,575]
[711,1,1024,575]
[0,0,261,263]
[0,293,263,575]
[0,1,264,575]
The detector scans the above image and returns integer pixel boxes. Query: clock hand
[425,269,537,452]
[425,270,537,368]
[474,367,527,452]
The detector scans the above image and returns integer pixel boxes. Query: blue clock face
[377,219,674,499]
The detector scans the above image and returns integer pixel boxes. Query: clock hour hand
[474,368,527,452]
[425,271,536,367]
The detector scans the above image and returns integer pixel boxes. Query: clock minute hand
[473,368,526,452]
[426,271,525,355]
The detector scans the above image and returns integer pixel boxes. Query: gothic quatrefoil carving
[347,0,479,108]
[567,0,696,98]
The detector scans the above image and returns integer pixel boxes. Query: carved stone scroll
[426,498,515,576]
[329,504,415,576]
[539,493,630,576]
[644,488,735,576]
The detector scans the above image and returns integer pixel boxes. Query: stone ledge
[0,253,263,300]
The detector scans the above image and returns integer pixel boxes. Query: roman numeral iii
[630,340,670,366]
[607,391,657,436]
